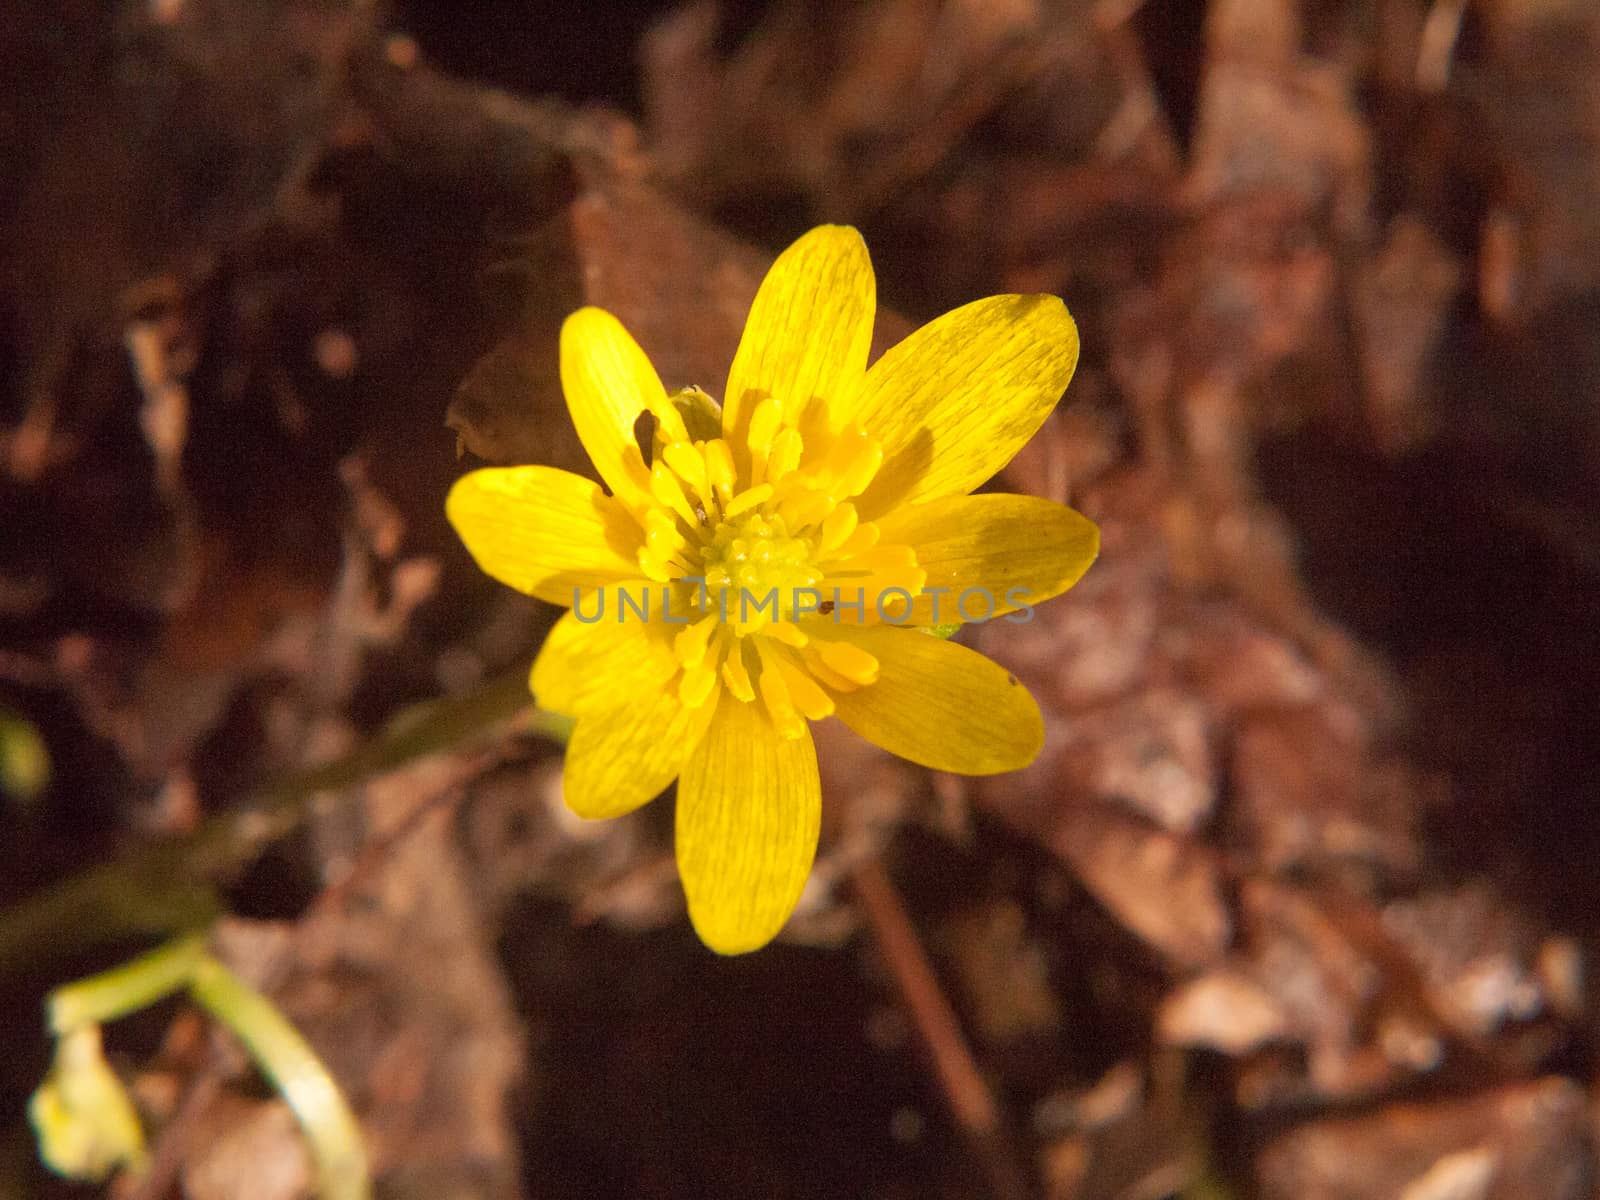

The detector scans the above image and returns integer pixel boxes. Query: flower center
[701,511,822,627]
[624,391,925,736]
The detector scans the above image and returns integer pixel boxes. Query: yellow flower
[30,1024,147,1183]
[448,226,1098,953]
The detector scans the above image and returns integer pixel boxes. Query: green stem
[188,956,370,1200]
[46,935,207,1034]
[0,663,540,973]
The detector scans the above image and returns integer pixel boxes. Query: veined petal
[842,295,1079,516]
[560,307,666,506]
[825,625,1043,774]
[676,691,821,954]
[531,583,679,715]
[562,686,717,820]
[722,226,875,470]
[447,466,646,605]
[873,494,1100,625]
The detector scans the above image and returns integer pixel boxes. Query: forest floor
[3,2,1600,1197]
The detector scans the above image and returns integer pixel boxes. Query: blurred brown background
[2,1,1599,1197]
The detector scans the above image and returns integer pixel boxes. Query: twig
[851,855,1031,1200]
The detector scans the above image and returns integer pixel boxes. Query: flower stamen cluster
[629,394,921,736]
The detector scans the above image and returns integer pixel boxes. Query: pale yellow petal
[531,584,680,715]
[676,692,821,954]
[447,466,646,605]
[840,294,1079,516]
[562,686,716,820]
[722,226,875,469]
[560,307,666,506]
[873,493,1099,625]
[825,625,1043,774]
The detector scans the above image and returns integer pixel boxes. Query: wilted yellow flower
[449,226,1098,953]
[30,1024,147,1183]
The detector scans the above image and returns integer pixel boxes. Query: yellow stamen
[753,642,806,738]
[723,484,774,519]
[771,651,835,720]
[661,442,710,505]
[823,426,883,499]
[818,504,859,554]
[721,639,756,701]
[705,438,736,505]
[816,639,880,686]
[679,661,721,708]
[798,646,857,693]
[819,522,880,563]
[768,428,803,481]
[674,615,718,668]
[763,622,808,649]
[774,487,832,531]
[650,463,700,528]
[747,397,784,485]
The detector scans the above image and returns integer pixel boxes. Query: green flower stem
[34,938,372,1199]
[0,662,542,973]
[185,663,545,879]
[46,935,207,1034]
[188,956,370,1200]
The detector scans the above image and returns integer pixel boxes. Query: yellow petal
[824,625,1043,774]
[676,692,821,954]
[562,684,716,820]
[560,307,666,506]
[873,493,1100,625]
[447,466,646,605]
[531,583,679,715]
[841,294,1079,516]
[722,226,875,469]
